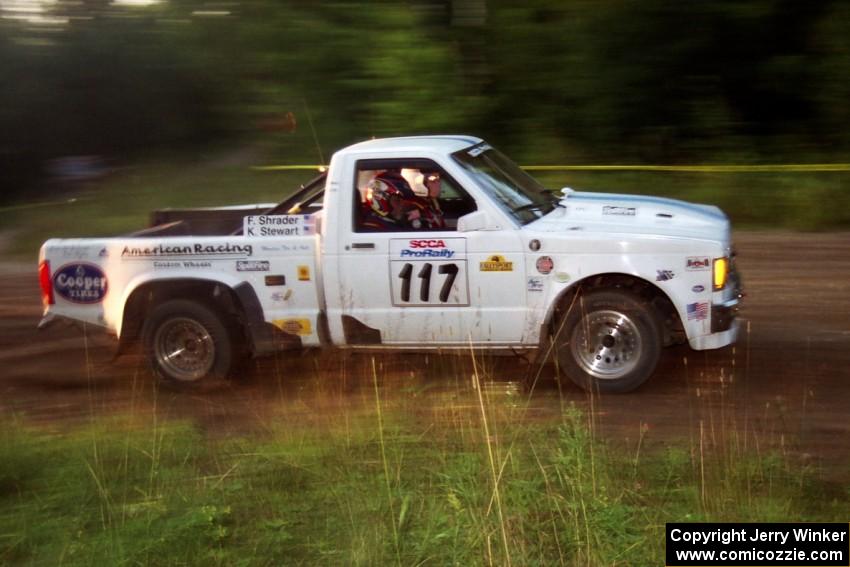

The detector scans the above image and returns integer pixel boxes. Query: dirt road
[2,232,849,473]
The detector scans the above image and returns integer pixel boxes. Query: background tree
[1,0,847,202]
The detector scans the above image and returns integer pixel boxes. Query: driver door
[335,158,527,346]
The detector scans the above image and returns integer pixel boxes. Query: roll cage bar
[231,171,327,235]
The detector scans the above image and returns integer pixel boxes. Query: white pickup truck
[38,135,741,392]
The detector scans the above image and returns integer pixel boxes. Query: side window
[354,159,476,233]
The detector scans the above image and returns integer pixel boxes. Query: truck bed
[134,205,276,237]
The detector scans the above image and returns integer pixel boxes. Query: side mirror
[457,210,490,232]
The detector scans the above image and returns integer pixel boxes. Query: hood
[527,191,730,242]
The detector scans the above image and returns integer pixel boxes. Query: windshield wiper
[511,202,550,214]
[548,192,566,208]
[511,193,563,215]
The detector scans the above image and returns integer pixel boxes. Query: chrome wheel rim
[570,309,642,380]
[153,317,215,382]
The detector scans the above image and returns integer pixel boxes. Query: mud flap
[234,282,278,355]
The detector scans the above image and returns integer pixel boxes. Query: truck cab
[324,136,531,348]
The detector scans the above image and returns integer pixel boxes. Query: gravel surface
[3,232,849,475]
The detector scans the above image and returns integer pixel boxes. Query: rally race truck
[38,135,742,393]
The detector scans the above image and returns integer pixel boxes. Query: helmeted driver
[361,168,446,231]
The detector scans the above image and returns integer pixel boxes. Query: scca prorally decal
[656,270,675,281]
[401,249,455,258]
[53,263,108,304]
[121,243,253,259]
[401,239,455,259]
[391,238,465,261]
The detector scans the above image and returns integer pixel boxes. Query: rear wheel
[556,289,661,393]
[142,299,234,387]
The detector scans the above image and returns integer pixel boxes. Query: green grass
[2,156,849,259]
[2,371,847,566]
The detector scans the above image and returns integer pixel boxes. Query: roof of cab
[342,135,483,155]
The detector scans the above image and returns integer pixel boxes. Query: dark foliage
[2,0,848,202]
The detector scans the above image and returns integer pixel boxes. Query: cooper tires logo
[53,263,108,304]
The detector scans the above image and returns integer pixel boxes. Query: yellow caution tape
[523,164,850,173]
[252,165,326,171]
[0,197,88,213]
[254,163,850,173]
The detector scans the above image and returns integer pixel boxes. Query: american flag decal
[686,302,709,321]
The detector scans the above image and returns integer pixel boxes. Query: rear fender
[116,273,271,358]
[117,272,244,338]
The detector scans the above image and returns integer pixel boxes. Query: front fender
[535,268,696,347]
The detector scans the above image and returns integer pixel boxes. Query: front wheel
[556,289,661,393]
[141,299,234,387]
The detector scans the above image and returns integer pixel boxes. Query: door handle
[351,242,375,249]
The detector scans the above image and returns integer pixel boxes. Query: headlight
[713,257,729,290]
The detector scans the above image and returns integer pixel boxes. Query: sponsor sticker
[53,263,108,304]
[686,256,711,271]
[480,255,513,272]
[273,318,312,336]
[603,205,636,216]
[237,260,270,272]
[686,301,709,321]
[391,238,466,260]
[536,256,554,275]
[554,272,571,283]
[692,284,705,293]
[656,270,675,281]
[60,246,92,259]
[297,265,311,281]
[527,277,544,292]
[243,215,315,237]
[121,242,252,260]
[271,290,292,302]
[152,260,212,269]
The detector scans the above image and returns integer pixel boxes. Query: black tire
[556,289,661,393]
[141,299,234,387]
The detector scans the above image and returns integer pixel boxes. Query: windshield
[452,143,557,224]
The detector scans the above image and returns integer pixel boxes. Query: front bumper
[690,320,739,350]
[690,265,743,350]
[713,263,743,332]
[711,297,739,333]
